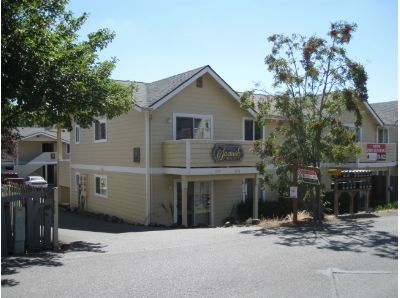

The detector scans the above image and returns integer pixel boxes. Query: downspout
[144,108,153,225]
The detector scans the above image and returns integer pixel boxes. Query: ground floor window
[94,175,107,197]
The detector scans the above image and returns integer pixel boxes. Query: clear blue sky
[67,0,397,103]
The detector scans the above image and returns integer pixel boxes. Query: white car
[24,176,48,188]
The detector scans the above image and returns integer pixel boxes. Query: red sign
[298,168,319,185]
[367,144,386,153]
[367,144,386,160]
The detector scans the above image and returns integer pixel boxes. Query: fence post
[53,187,59,251]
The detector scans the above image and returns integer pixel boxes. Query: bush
[374,201,398,211]
[235,198,293,221]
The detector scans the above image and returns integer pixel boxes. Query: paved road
[2,210,398,298]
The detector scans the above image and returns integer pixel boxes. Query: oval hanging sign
[212,144,243,162]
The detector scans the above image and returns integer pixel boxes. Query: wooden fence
[1,185,58,256]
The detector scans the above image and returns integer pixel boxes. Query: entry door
[175,181,211,226]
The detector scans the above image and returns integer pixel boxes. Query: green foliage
[241,22,368,214]
[1,0,135,139]
[374,201,398,211]
[236,198,293,221]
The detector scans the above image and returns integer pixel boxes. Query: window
[75,125,80,144]
[244,119,262,140]
[378,127,388,143]
[344,124,361,142]
[174,114,212,140]
[75,172,80,191]
[66,144,70,155]
[196,77,203,88]
[94,119,107,142]
[94,175,107,197]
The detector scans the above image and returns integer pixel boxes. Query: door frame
[174,179,214,226]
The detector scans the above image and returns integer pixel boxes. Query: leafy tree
[241,22,367,220]
[1,0,135,157]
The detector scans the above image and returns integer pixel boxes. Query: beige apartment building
[67,66,397,226]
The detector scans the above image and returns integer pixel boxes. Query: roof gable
[132,66,256,117]
[18,127,70,143]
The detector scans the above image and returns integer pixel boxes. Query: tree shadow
[241,215,398,260]
[1,241,106,287]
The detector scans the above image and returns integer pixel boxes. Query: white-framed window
[378,127,389,143]
[173,113,212,140]
[243,118,262,140]
[75,125,80,144]
[344,124,361,142]
[94,119,107,142]
[94,174,107,197]
[66,143,70,155]
[75,172,81,191]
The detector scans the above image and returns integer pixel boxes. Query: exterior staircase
[16,152,57,178]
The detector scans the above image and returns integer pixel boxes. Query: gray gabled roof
[129,66,206,109]
[370,101,398,126]
[127,65,256,116]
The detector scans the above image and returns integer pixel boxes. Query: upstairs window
[75,125,80,144]
[344,124,361,143]
[94,119,107,142]
[378,127,388,143]
[174,114,212,140]
[244,119,262,140]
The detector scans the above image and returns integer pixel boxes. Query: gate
[1,185,57,256]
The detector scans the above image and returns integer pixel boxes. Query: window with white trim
[94,175,107,197]
[244,119,262,140]
[174,114,212,140]
[378,127,388,143]
[75,125,80,144]
[344,124,361,142]
[75,172,81,191]
[94,119,107,142]
[66,143,70,155]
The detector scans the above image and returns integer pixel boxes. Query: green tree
[1,0,135,157]
[241,22,367,220]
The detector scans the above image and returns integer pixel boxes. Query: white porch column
[181,176,188,227]
[253,174,259,219]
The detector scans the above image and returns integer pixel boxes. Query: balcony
[353,143,397,164]
[163,139,259,169]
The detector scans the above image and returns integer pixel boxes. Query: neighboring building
[369,101,398,202]
[69,65,397,225]
[318,100,398,205]
[1,126,71,203]
[70,66,261,226]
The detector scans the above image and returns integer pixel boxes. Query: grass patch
[374,201,398,211]
[258,210,314,228]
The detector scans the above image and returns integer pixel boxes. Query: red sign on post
[298,168,319,185]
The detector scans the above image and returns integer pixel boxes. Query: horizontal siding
[151,73,254,167]
[71,108,146,168]
[58,160,70,187]
[163,140,259,168]
[163,142,186,167]
[70,169,146,224]
[150,174,175,226]
[214,180,243,226]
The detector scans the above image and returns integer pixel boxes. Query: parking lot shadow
[241,214,398,260]
[59,209,169,233]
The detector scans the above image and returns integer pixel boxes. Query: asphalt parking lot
[2,209,398,298]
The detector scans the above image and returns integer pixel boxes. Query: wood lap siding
[71,109,145,168]
[213,180,242,226]
[152,74,253,167]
